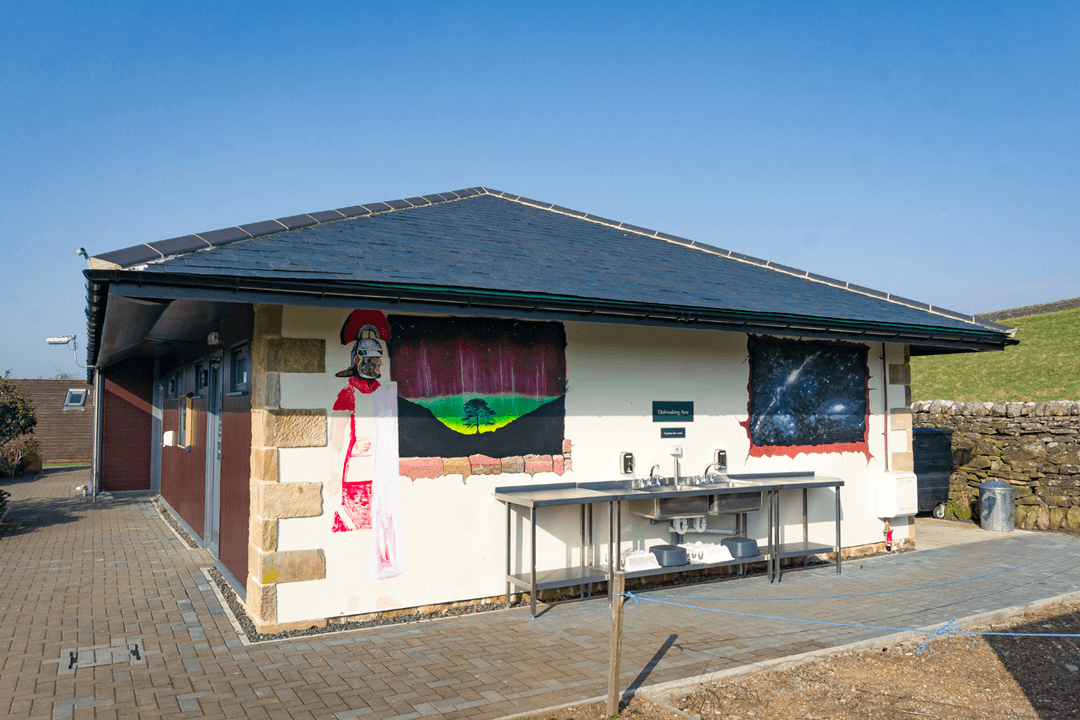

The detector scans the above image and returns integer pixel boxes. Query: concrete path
[2,468,1079,720]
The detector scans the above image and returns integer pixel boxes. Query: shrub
[0,372,37,477]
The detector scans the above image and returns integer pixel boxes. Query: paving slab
[2,468,1079,719]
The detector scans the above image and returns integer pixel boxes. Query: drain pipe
[91,370,104,504]
[667,517,737,536]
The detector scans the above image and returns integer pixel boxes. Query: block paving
[2,468,1080,719]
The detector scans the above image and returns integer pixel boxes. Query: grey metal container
[913,427,953,516]
[979,480,1015,532]
[650,544,689,567]
[721,536,760,558]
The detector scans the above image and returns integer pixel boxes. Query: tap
[702,462,728,483]
[647,464,663,487]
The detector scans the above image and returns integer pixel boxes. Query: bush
[0,372,36,477]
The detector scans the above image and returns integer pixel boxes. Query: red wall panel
[218,393,251,584]
[159,399,207,537]
[100,360,153,492]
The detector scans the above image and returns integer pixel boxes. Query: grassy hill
[910,306,1080,402]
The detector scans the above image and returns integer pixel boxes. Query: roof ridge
[487,192,1009,334]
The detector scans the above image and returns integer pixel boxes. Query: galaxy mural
[742,336,870,458]
[387,316,567,459]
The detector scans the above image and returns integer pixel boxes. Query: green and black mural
[388,316,567,458]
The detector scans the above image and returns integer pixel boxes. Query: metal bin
[979,480,1015,532]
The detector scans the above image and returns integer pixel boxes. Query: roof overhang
[83,270,1019,374]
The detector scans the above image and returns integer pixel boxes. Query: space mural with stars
[741,336,871,459]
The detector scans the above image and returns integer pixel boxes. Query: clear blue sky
[2,1,1077,378]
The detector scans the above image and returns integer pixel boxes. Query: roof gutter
[83,270,1018,368]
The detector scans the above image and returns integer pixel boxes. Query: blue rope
[618,592,1080,652]
[915,618,958,655]
[630,542,1080,603]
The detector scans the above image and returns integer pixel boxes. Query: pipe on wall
[91,370,104,503]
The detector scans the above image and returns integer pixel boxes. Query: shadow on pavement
[985,606,1080,719]
[0,496,86,537]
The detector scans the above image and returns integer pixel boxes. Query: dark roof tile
[889,294,931,311]
[198,227,251,246]
[241,220,287,237]
[362,202,392,213]
[148,235,211,257]
[276,215,318,230]
[336,205,371,218]
[309,210,346,222]
[846,283,889,300]
[95,244,163,268]
[384,199,412,210]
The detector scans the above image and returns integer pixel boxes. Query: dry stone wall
[912,400,1080,532]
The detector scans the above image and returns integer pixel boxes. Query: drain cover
[53,642,145,674]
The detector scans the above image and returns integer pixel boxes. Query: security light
[45,334,88,368]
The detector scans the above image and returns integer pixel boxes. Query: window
[63,388,88,409]
[195,363,207,397]
[167,375,176,399]
[230,345,251,393]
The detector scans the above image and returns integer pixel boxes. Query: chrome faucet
[642,464,662,488]
[702,462,728,483]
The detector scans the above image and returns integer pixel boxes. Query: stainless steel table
[495,473,844,616]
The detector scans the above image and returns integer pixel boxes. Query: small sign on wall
[661,427,686,438]
[653,401,693,423]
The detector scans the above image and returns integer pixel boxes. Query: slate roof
[84,187,1016,365]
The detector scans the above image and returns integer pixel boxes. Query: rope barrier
[616,592,1080,653]
[628,542,1080,603]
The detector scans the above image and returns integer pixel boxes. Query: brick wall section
[913,399,1080,532]
[245,304,329,634]
[7,379,94,464]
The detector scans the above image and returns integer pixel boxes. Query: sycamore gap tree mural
[388,316,566,458]
[462,398,496,434]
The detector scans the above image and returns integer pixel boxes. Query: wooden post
[607,571,625,717]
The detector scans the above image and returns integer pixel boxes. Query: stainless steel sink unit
[628,492,710,520]
[495,472,844,617]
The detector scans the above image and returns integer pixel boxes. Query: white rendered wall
[271,306,906,623]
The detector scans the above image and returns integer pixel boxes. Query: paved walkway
[2,468,1080,720]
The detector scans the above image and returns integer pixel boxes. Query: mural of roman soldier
[329,310,403,580]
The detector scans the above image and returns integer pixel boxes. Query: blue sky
[2,1,1077,378]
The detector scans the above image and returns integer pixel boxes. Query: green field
[910,307,1080,402]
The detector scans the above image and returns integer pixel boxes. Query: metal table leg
[802,488,809,569]
[774,489,782,582]
[505,502,511,608]
[835,486,842,574]
[608,501,614,606]
[530,505,537,617]
[768,490,776,583]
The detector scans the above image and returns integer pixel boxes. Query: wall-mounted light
[207,331,221,346]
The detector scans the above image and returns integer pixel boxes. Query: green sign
[661,427,686,438]
[653,401,693,423]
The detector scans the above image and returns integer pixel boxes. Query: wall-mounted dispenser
[714,449,727,471]
[620,452,634,475]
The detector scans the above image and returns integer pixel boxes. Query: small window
[230,345,251,393]
[167,376,177,399]
[174,371,185,398]
[195,363,208,396]
[63,389,88,409]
